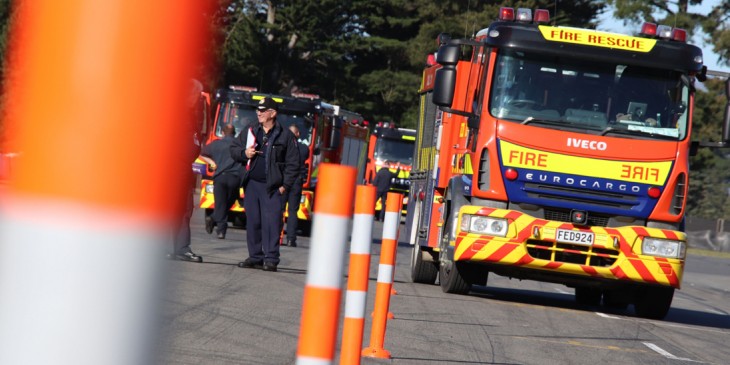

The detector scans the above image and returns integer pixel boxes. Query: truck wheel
[602,290,629,310]
[575,287,602,306]
[298,220,312,237]
[411,244,438,284]
[438,200,471,294]
[233,214,247,228]
[634,286,674,319]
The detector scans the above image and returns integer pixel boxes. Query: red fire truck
[365,123,416,214]
[405,7,730,319]
[194,87,369,234]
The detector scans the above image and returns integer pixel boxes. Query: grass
[687,247,730,259]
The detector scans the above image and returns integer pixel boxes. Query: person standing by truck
[282,124,309,247]
[170,79,205,263]
[199,124,241,239]
[372,161,400,221]
[230,97,299,272]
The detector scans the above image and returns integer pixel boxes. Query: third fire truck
[365,123,416,214]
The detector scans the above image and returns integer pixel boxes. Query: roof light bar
[229,85,257,92]
[516,8,532,22]
[534,9,550,23]
[657,25,672,39]
[640,22,657,37]
[499,7,515,21]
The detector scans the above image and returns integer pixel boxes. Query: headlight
[205,184,214,194]
[300,195,306,204]
[460,214,508,237]
[642,237,686,259]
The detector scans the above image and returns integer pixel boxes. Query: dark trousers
[376,190,388,221]
[243,180,284,264]
[284,179,303,242]
[174,186,194,254]
[212,173,240,235]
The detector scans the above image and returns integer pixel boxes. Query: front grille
[544,208,609,227]
[524,183,638,210]
[526,239,618,267]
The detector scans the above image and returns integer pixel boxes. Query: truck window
[374,138,414,165]
[277,114,313,146]
[215,103,257,138]
[488,50,689,140]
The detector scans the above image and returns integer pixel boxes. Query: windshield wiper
[599,126,677,140]
[521,117,564,126]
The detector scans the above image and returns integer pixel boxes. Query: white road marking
[595,312,620,319]
[643,342,704,363]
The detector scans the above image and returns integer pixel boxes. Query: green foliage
[688,78,730,218]
[209,0,604,129]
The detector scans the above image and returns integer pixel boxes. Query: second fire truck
[194,87,369,234]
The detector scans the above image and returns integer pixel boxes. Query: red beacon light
[499,7,515,21]
[516,8,532,22]
[534,9,550,24]
[640,22,657,37]
[671,28,687,42]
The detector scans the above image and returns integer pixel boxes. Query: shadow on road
[468,285,730,330]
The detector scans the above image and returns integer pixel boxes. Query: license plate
[555,229,594,246]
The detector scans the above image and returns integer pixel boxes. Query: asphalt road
[160,202,730,365]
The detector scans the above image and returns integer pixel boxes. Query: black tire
[438,198,471,294]
[233,213,247,228]
[299,220,312,237]
[575,287,602,306]
[603,290,630,310]
[634,286,674,319]
[411,244,438,284]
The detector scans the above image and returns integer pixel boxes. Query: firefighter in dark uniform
[283,124,309,247]
[230,97,299,272]
[199,124,242,239]
[372,161,400,221]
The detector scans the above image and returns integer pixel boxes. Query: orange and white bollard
[339,185,376,365]
[296,163,356,365]
[362,192,403,359]
[0,1,209,364]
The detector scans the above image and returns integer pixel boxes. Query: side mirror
[432,44,460,107]
[689,141,698,156]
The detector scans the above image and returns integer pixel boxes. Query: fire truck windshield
[277,114,313,146]
[375,138,413,165]
[215,103,257,138]
[489,50,689,140]
[215,103,313,145]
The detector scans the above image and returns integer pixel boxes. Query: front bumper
[452,206,685,288]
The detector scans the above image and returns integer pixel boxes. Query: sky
[596,0,726,72]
